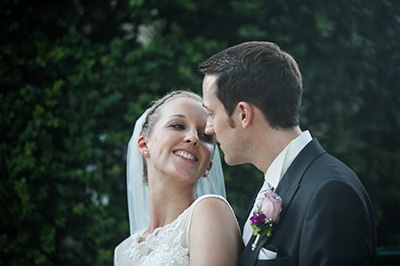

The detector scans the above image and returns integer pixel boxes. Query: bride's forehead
[161,98,206,117]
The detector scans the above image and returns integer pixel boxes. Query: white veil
[127,110,226,234]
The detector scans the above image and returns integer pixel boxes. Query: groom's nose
[205,119,214,135]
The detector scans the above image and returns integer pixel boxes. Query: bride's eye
[199,133,213,143]
[170,123,185,130]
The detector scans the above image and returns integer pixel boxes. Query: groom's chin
[223,156,241,167]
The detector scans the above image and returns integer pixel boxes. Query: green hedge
[1,0,399,264]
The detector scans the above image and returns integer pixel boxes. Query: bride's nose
[184,129,199,146]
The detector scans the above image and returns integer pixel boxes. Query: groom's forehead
[203,74,219,91]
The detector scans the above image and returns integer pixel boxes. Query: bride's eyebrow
[168,114,186,119]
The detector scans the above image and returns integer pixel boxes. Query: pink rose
[261,193,283,223]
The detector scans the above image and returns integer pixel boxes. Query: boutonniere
[250,193,282,251]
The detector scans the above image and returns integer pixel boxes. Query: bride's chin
[173,169,201,182]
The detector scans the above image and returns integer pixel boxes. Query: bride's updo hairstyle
[139,90,204,183]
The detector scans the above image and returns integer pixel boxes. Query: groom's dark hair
[198,41,302,129]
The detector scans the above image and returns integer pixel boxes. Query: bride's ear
[207,161,213,172]
[237,101,253,129]
[203,161,213,177]
[137,136,150,157]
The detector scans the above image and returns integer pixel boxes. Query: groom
[199,41,376,265]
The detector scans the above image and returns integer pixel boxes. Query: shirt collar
[264,130,312,189]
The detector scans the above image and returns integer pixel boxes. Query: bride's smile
[173,149,198,161]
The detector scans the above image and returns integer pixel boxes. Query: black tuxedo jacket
[240,139,376,266]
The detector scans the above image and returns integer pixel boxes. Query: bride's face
[145,97,214,184]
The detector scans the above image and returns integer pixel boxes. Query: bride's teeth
[175,151,195,161]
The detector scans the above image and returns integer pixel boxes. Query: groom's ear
[237,101,253,129]
[137,136,150,157]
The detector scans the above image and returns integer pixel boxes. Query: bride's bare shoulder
[191,195,239,234]
[189,196,241,265]
[193,195,232,216]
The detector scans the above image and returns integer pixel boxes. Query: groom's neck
[250,125,302,173]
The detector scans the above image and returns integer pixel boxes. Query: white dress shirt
[242,131,312,245]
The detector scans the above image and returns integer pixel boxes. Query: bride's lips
[173,149,198,162]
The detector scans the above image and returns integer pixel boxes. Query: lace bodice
[114,195,233,266]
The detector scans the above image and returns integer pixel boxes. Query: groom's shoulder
[304,138,354,171]
[296,139,362,188]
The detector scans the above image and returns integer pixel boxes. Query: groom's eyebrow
[203,104,215,115]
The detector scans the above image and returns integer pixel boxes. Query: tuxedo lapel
[275,138,325,207]
[278,139,325,192]
[240,234,259,265]
[272,139,325,234]
[241,139,326,265]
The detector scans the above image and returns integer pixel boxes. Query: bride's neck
[147,180,196,233]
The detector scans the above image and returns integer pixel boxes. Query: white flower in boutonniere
[250,193,282,251]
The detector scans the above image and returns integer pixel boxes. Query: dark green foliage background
[1,0,399,265]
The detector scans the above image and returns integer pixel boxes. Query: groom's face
[202,74,243,165]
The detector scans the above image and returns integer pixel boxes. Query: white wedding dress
[114,194,236,266]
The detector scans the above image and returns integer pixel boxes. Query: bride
[114,91,242,265]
